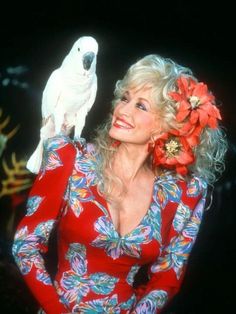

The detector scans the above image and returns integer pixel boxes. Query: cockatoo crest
[27,35,98,174]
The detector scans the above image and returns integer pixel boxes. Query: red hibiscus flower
[168,76,222,134]
[152,132,195,175]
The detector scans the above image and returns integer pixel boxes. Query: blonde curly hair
[92,54,228,198]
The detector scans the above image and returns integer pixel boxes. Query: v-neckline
[104,178,157,238]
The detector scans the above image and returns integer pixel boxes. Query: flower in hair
[168,76,222,136]
[152,132,195,175]
[151,76,222,176]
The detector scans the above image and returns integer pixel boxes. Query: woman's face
[109,86,159,146]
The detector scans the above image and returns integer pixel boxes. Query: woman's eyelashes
[121,95,128,103]
[135,102,147,111]
[120,95,147,111]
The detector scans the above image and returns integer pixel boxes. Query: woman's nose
[118,101,133,116]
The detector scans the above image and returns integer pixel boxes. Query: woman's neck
[112,142,151,184]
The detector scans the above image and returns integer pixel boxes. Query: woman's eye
[136,102,147,111]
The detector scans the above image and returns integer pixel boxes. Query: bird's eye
[77,48,80,52]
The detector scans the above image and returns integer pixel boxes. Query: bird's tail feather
[26,117,55,174]
[26,138,44,174]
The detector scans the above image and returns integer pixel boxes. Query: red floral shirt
[12,135,207,313]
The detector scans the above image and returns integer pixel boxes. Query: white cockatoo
[26,36,98,174]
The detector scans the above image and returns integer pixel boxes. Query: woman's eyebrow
[138,97,150,103]
[125,91,152,107]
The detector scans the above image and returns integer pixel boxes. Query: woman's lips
[113,118,133,129]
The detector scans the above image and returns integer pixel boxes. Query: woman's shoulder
[38,135,99,180]
[43,134,75,152]
[178,175,208,198]
[154,173,208,205]
[37,135,76,177]
[43,135,97,156]
[74,136,97,157]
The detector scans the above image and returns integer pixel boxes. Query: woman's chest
[107,192,153,238]
[107,173,156,237]
[58,185,162,262]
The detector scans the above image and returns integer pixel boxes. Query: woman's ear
[151,129,161,142]
[148,132,158,152]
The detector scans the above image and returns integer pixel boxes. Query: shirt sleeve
[132,176,207,314]
[12,135,77,314]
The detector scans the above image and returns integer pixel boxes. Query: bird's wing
[41,69,63,119]
[86,75,97,112]
[74,75,98,138]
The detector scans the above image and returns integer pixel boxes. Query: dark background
[0,1,235,313]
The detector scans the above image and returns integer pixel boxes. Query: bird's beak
[83,52,95,70]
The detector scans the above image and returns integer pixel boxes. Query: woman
[12,54,227,313]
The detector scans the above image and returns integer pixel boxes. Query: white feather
[26,36,98,174]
